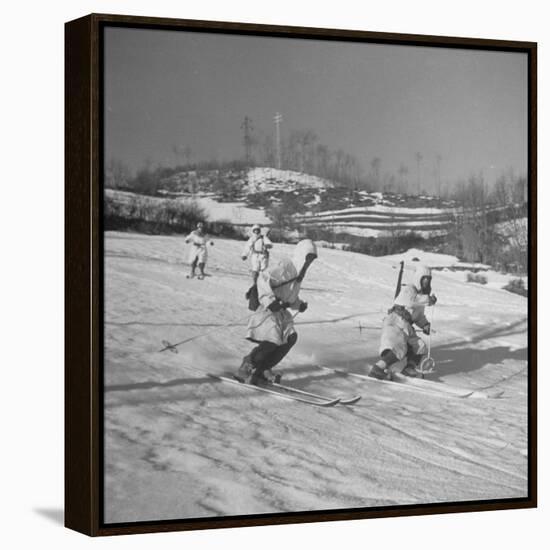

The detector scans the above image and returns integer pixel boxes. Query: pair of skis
[317,365,504,399]
[179,364,361,407]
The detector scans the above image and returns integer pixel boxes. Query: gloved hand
[428,294,437,306]
[298,301,308,313]
[210,242,214,246]
[422,323,431,335]
[241,255,247,261]
[268,300,284,312]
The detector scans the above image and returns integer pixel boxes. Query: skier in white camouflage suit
[236,239,317,385]
[185,221,214,280]
[241,224,273,283]
[369,264,437,379]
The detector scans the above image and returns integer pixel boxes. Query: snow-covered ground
[382,248,527,290]
[104,232,528,523]
[328,223,448,238]
[193,196,271,226]
[297,203,454,237]
[246,167,334,192]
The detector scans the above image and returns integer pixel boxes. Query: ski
[391,372,504,399]
[316,365,505,399]
[317,365,454,398]
[270,380,361,406]
[213,372,341,407]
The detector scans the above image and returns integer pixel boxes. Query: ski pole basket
[415,355,435,377]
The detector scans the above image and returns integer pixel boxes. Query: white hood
[267,240,317,288]
[292,239,318,273]
[412,264,431,290]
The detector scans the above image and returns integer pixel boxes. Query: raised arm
[241,237,253,259]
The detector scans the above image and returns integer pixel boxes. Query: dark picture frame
[65,13,537,537]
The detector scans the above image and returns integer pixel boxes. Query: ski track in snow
[103,232,528,523]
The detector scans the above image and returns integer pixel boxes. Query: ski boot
[368,362,389,380]
[186,271,196,279]
[260,369,282,385]
[403,354,422,376]
[401,364,419,377]
[235,356,255,383]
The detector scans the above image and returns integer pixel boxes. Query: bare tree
[105,158,131,189]
[370,157,381,189]
[398,163,409,193]
[315,144,330,179]
[241,116,255,166]
[415,152,423,195]
[333,149,346,183]
[172,145,193,168]
[436,154,442,197]
[183,146,193,167]
[452,174,498,264]
[493,173,527,272]
[260,133,275,168]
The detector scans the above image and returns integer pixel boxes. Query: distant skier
[236,239,318,385]
[185,221,214,280]
[369,264,437,379]
[241,224,273,283]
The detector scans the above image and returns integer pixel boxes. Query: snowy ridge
[246,167,335,192]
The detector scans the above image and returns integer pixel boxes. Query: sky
[104,26,528,190]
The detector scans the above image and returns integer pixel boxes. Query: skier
[241,224,273,283]
[369,264,437,379]
[185,221,214,280]
[236,239,318,385]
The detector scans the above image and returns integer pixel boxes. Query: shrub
[503,278,528,297]
[104,194,206,234]
[103,192,248,240]
[466,272,488,285]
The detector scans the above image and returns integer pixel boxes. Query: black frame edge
[527,44,537,508]
[65,13,98,537]
[87,12,536,50]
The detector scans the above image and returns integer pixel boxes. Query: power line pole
[274,112,282,169]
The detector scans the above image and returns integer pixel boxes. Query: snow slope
[192,196,271,226]
[104,232,528,523]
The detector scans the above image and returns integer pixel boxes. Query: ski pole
[416,303,436,377]
[427,303,435,360]
[160,313,250,353]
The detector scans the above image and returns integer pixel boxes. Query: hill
[106,166,527,270]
